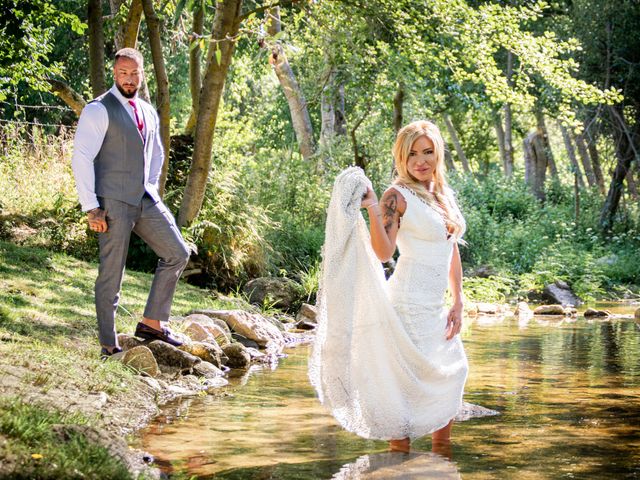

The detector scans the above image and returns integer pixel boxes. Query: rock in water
[206,310,285,348]
[243,277,303,311]
[110,346,159,377]
[192,361,225,379]
[222,343,251,368]
[146,340,201,371]
[296,303,318,324]
[179,341,227,368]
[584,308,611,318]
[533,304,567,315]
[231,333,260,349]
[634,308,640,322]
[515,302,532,316]
[295,320,316,330]
[542,280,582,306]
[476,303,499,314]
[565,306,578,316]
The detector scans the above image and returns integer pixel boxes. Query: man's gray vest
[94,92,146,206]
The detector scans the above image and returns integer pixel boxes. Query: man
[71,48,189,357]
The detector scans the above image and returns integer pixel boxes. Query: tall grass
[0,123,77,215]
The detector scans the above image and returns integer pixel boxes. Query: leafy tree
[0,0,85,101]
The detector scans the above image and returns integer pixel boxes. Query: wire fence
[0,118,73,129]
[0,100,73,112]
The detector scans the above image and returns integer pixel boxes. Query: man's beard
[116,83,138,99]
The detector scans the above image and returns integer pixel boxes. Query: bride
[309,120,469,453]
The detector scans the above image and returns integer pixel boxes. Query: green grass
[0,240,239,477]
[0,398,133,479]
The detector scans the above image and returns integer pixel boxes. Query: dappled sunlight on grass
[0,240,238,399]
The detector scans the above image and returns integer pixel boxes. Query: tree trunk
[523,130,547,201]
[444,146,456,172]
[88,0,106,97]
[261,8,314,160]
[123,0,143,48]
[599,105,638,230]
[178,0,243,227]
[494,114,507,174]
[335,83,346,136]
[141,0,170,197]
[559,123,586,188]
[110,0,150,102]
[110,0,142,48]
[627,164,639,199]
[584,120,606,194]
[351,109,370,171]
[184,1,205,136]
[265,6,280,36]
[443,113,471,173]
[110,0,126,48]
[47,79,86,116]
[502,51,514,177]
[320,66,337,147]
[393,82,404,134]
[270,52,315,161]
[574,131,597,189]
[535,109,557,179]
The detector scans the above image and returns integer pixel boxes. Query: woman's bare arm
[362,187,406,262]
[446,242,464,339]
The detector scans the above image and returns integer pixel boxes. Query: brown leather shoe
[134,322,183,347]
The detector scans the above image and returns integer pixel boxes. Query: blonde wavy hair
[392,120,466,240]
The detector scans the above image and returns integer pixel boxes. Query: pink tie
[127,100,144,137]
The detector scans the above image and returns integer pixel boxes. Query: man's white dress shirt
[71,85,164,212]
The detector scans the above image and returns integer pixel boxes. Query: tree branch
[47,79,86,117]
[239,0,298,22]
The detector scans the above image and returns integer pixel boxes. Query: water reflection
[331,451,460,479]
[133,306,640,479]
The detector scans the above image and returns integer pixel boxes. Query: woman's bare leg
[389,438,411,452]
[432,419,453,442]
[431,420,453,458]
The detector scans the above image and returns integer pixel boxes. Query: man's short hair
[115,48,144,66]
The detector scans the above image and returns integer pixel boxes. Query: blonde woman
[310,120,468,455]
[361,120,468,451]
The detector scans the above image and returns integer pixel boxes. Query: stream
[132,303,640,479]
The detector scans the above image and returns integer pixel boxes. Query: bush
[182,168,275,291]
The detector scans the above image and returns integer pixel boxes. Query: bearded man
[71,48,189,357]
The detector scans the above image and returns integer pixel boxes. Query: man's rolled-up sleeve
[71,102,108,212]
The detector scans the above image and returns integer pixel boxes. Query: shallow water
[133,304,640,479]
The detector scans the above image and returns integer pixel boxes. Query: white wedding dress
[309,168,468,441]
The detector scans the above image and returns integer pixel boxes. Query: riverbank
[0,240,302,478]
[1,238,638,478]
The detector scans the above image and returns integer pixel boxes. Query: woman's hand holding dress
[445,302,463,340]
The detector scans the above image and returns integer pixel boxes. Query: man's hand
[87,208,108,233]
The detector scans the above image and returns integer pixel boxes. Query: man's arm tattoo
[382,194,398,233]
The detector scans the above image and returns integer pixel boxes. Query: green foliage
[182,168,275,291]
[452,173,639,300]
[0,0,85,100]
[298,260,321,304]
[463,275,516,304]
